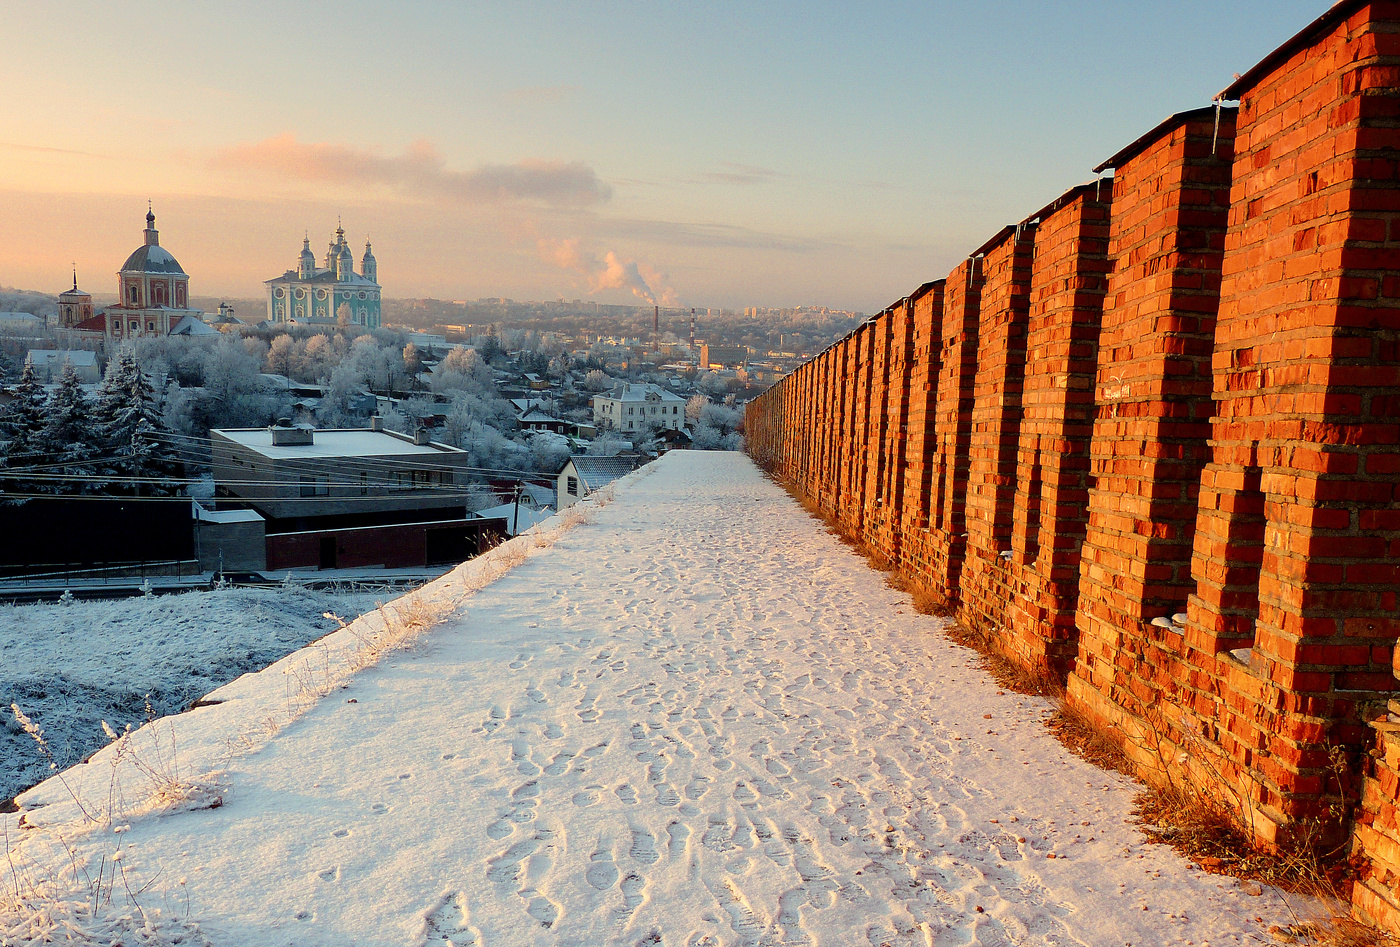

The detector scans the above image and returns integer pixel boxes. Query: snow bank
[0,585,389,805]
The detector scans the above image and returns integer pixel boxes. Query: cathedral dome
[120,208,187,275]
[120,243,187,276]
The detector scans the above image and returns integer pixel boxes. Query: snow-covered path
[4,452,1297,946]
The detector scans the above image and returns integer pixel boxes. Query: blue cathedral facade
[265,225,381,328]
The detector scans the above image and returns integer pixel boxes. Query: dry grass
[941,620,1064,699]
[1044,702,1133,778]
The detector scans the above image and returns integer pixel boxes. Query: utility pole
[512,481,522,536]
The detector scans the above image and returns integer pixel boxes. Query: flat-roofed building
[208,422,501,570]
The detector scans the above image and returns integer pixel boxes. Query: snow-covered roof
[169,314,218,336]
[28,349,97,367]
[601,382,686,403]
[519,407,562,423]
[193,505,264,524]
[264,270,379,288]
[0,311,44,328]
[213,428,463,460]
[562,454,639,491]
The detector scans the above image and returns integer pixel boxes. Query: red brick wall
[1182,1,1400,854]
[868,303,913,564]
[1068,108,1237,762]
[1004,184,1113,673]
[900,283,948,582]
[921,257,985,605]
[742,5,1400,919]
[959,227,1037,643]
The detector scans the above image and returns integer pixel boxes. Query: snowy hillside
[1,585,387,804]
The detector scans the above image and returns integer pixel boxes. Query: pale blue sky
[1,1,1326,311]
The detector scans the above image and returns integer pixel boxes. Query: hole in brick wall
[1219,465,1267,654]
[1021,454,1044,565]
[932,460,947,533]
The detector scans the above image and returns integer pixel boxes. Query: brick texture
[743,3,1400,929]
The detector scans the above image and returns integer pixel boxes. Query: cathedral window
[275,288,285,298]
[294,289,304,299]
[358,291,366,299]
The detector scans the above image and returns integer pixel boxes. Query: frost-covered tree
[686,393,708,425]
[584,369,612,392]
[431,347,494,396]
[0,357,48,464]
[267,334,299,381]
[92,348,184,495]
[32,362,102,493]
[402,342,422,379]
[204,333,262,406]
[527,431,572,474]
[302,334,334,381]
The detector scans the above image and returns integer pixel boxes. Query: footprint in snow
[630,826,660,865]
[587,846,619,890]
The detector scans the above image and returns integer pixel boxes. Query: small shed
[556,455,641,510]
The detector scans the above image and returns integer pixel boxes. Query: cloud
[212,134,611,208]
[0,141,107,158]
[504,84,580,105]
[537,237,677,306]
[595,216,828,253]
[700,162,782,186]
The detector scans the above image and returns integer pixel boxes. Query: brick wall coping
[971,225,1018,259]
[1219,0,1366,100]
[1024,180,1109,225]
[1091,105,1236,172]
[909,280,942,304]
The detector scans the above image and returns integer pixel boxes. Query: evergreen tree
[93,348,184,496]
[0,357,48,466]
[36,361,101,495]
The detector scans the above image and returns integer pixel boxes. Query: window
[294,289,305,299]
[358,291,366,299]
[299,476,329,497]
[317,289,327,300]
[275,288,285,298]
[147,322,155,331]
[627,407,634,415]
[567,476,579,496]
[130,321,139,331]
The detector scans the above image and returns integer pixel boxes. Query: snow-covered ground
[3,452,1306,946]
[1,585,390,805]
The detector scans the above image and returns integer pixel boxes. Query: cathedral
[264,226,380,329]
[68,207,209,340]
